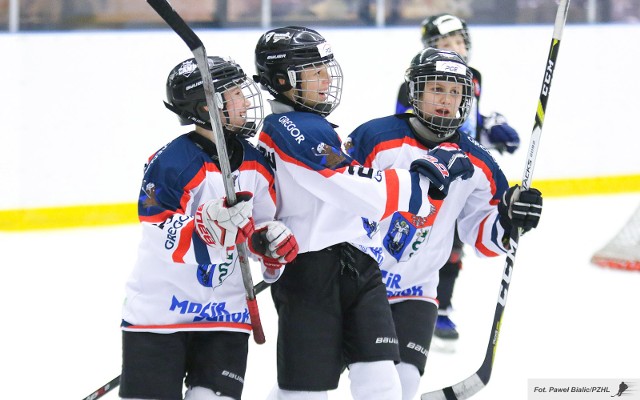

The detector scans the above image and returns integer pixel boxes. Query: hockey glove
[410,143,475,200]
[498,184,543,234]
[194,192,255,249]
[249,221,299,270]
[481,112,520,154]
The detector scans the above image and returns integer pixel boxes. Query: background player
[119,56,298,400]
[348,47,543,400]
[395,14,521,345]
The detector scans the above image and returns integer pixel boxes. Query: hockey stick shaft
[83,281,272,400]
[82,375,120,400]
[421,1,570,399]
[521,0,570,191]
[147,0,265,345]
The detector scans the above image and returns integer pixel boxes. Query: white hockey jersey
[256,102,434,258]
[121,132,275,334]
[348,114,510,304]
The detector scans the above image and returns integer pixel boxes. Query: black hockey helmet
[165,56,263,137]
[254,26,343,116]
[405,47,474,141]
[421,14,471,62]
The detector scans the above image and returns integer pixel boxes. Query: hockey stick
[421,1,570,399]
[82,281,272,400]
[146,0,266,345]
[81,375,120,400]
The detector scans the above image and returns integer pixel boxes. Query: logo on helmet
[265,32,292,43]
[185,80,203,91]
[266,53,287,60]
[433,15,464,35]
[317,42,333,58]
[178,60,198,77]
[435,61,467,76]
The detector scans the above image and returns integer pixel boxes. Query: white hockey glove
[249,221,299,279]
[194,191,255,249]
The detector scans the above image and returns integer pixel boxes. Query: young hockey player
[253,27,475,400]
[348,47,543,400]
[119,56,299,400]
[395,13,521,345]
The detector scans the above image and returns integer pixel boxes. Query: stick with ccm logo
[421,1,571,399]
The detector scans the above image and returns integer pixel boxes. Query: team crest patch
[383,210,434,262]
[384,213,415,261]
[312,142,346,169]
[141,181,159,208]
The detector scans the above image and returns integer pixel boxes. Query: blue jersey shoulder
[457,133,509,198]
[348,115,410,164]
[263,111,353,171]
[140,134,209,212]
[144,134,209,187]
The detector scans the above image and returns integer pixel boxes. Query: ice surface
[1,194,639,399]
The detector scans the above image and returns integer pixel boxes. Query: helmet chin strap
[164,101,212,130]
[274,92,297,110]
[165,101,238,137]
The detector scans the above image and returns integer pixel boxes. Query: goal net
[590,204,640,271]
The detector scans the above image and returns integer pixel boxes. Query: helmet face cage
[408,70,473,139]
[421,15,472,61]
[215,77,264,137]
[166,57,263,137]
[288,58,343,116]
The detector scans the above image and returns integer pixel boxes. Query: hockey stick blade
[83,280,271,400]
[146,0,266,345]
[421,1,570,399]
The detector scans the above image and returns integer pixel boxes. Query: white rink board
[1,24,640,209]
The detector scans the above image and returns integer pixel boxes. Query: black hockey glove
[498,184,543,234]
[410,143,474,200]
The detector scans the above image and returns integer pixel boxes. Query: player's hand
[249,220,299,269]
[482,112,520,154]
[410,143,474,200]
[194,192,255,248]
[498,185,543,233]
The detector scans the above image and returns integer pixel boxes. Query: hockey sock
[265,385,328,400]
[396,362,421,400]
[348,361,401,400]
[184,386,234,400]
